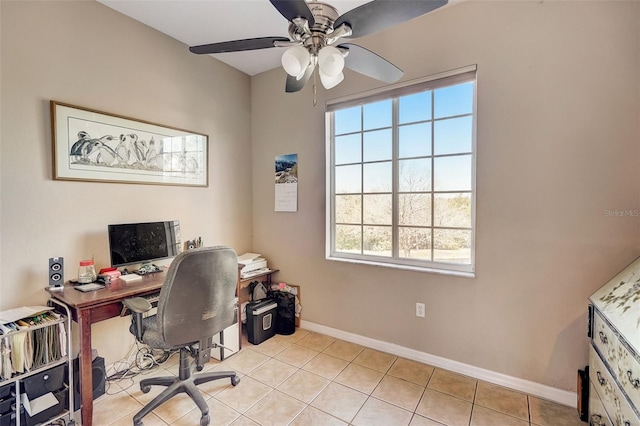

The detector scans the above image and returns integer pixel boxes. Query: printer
[238,253,268,279]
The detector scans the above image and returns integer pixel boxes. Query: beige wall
[251,0,640,392]
[1,0,638,395]
[0,1,253,363]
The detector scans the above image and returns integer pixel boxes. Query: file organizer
[0,299,73,426]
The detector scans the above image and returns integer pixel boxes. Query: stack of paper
[0,306,53,326]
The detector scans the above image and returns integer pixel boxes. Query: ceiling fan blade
[189,37,290,54]
[270,0,315,26]
[338,43,403,83]
[285,64,315,93]
[334,0,448,39]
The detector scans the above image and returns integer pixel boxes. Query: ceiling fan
[189,0,448,93]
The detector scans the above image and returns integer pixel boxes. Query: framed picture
[51,101,208,187]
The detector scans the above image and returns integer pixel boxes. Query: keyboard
[119,274,142,283]
[74,283,106,292]
[120,291,160,316]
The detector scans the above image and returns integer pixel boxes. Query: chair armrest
[123,297,152,313]
[123,297,152,340]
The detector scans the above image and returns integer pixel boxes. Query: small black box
[0,397,14,415]
[67,356,106,410]
[578,366,589,422]
[246,299,277,345]
[0,411,14,426]
[21,364,65,399]
[20,385,67,426]
[0,384,11,400]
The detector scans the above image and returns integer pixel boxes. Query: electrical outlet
[416,302,425,318]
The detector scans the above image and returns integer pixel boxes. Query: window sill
[326,255,476,278]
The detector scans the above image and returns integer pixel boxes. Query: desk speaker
[68,356,106,410]
[48,257,64,287]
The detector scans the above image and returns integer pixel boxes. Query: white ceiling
[98,0,373,76]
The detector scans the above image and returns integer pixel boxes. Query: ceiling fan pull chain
[313,71,318,107]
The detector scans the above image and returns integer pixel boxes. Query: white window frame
[325,65,477,277]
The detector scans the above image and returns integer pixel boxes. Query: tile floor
[93,329,584,426]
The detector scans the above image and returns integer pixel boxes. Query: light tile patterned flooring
[94,329,584,425]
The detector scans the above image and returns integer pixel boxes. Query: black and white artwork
[52,101,208,187]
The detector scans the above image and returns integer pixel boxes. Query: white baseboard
[300,320,577,408]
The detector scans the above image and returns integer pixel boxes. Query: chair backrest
[156,246,238,347]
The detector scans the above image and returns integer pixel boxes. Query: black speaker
[68,356,106,410]
[48,257,64,287]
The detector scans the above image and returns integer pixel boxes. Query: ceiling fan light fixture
[318,45,345,77]
[281,45,310,77]
[319,70,344,89]
[189,0,448,95]
[295,65,309,81]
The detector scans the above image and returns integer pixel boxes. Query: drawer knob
[598,331,608,344]
[597,371,606,386]
[626,370,640,389]
[624,421,631,426]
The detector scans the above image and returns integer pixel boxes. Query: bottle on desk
[78,260,97,283]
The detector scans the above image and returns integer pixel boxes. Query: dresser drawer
[590,345,638,425]
[591,345,617,414]
[593,310,618,368]
[589,382,613,426]
[617,339,640,415]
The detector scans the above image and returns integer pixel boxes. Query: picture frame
[51,101,208,187]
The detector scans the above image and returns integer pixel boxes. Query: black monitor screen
[108,221,181,268]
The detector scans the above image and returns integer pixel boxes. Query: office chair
[123,246,240,426]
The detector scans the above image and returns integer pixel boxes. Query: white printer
[238,253,268,279]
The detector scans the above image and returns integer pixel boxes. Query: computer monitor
[108,220,181,270]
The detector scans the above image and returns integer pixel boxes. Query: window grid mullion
[430,89,436,262]
[359,105,365,255]
[392,97,399,260]
[330,113,337,255]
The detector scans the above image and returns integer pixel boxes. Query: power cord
[104,341,177,394]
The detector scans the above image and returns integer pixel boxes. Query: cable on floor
[104,341,177,395]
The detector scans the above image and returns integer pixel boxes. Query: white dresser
[589,256,640,426]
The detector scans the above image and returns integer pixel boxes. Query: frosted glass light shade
[318,46,345,77]
[319,70,344,89]
[281,46,310,77]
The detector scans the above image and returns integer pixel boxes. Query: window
[326,66,476,276]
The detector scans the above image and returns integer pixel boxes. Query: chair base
[132,347,240,426]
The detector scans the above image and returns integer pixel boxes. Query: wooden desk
[45,266,269,425]
[46,273,166,426]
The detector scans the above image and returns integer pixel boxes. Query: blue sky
[333,81,474,195]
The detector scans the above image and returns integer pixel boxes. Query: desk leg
[79,311,93,425]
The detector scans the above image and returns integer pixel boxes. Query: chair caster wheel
[200,414,210,426]
[231,375,240,386]
[141,385,151,393]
